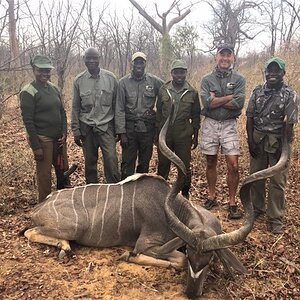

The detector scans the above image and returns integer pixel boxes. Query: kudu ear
[215,248,249,275]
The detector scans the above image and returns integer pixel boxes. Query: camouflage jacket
[246,83,298,134]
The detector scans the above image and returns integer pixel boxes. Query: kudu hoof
[117,250,134,261]
[58,249,67,260]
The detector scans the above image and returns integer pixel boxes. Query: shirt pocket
[180,94,194,116]
[143,90,156,109]
[161,95,171,118]
[80,90,93,112]
[100,89,113,106]
[270,102,284,120]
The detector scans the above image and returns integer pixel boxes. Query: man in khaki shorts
[199,43,245,219]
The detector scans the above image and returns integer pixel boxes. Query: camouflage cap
[217,43,234,54]
[265,57,285,71]
[132,51,147,62]
[31,55,54,69]
[171,59,187,71]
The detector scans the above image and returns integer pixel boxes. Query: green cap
[265,57,285,71]
[171,59,187,71]
[31,55,54,69]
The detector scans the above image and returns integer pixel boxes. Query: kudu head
[159,107,289,298]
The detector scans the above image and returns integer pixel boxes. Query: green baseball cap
[171,59,187,71]
[265,57,285,71]
[31,55,54,69]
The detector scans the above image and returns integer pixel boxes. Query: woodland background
[0,0,299,299]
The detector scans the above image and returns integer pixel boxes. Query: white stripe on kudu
[82,186,89,222]
[117,185,124,237]
[132,182,137,231]
[71,188,79,235]
[89,185,102,240]
[99,185,110,245]
[52,191,60,227]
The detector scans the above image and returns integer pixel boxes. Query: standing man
[246,57,298,234]
[20,55,70,202]
[200,43,245,219]
[115,52,164,179]
[156,59,200,199]
[71,47,120,184]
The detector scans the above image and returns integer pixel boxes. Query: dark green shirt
[200,68,245,120]
[115,73,164,133]
[156,80,200,131]
[20,81,67,150]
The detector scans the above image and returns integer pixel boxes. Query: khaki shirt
[71,69,118,136]
[156,81,200,133]
[115,73,164,133]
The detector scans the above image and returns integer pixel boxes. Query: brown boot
[228,205,242,219]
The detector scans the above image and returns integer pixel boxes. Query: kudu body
[25,111,289,298]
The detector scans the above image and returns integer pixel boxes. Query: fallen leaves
[0,102,300,299]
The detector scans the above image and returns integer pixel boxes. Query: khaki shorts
[200,117,240,155]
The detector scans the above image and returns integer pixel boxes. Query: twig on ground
[279,257,300,274]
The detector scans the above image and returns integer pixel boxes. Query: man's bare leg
[225,155,239,206]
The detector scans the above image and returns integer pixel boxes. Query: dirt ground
[0,105,299,300]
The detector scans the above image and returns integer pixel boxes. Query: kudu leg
[119,246,186,270]
[24,227,71,259]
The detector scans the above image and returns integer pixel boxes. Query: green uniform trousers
[250,141,291,226]
[157,130,192,197]
[121,130,155,180]
[82,126,120,184]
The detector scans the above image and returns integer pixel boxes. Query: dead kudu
[24,115,288,299]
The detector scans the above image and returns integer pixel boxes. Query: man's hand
[33,148,44,161]
[57,134,67,145]
[248,140,259,158]
[74,135,83,147]
[119,133,128,149]
[191,129,199,150]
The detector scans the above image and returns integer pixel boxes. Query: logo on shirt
[146,85,154,92]
[227,82,236,89]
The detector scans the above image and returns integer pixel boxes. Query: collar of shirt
[170,81,189,93]
[87,69,100,79]
[164,80,189,93]
[214,67,232,78]
[129,72,146,81]
[263,81,284,95]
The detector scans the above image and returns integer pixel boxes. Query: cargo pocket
[222,136,240,154]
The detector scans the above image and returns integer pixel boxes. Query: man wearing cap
[200,43,245,219]
[246,57,298,234]
[20,54,69,201]
[115,51,164,179]
[156,59,200,199]
[71,47,120,184]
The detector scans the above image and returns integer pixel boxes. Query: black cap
[217,43,234,54]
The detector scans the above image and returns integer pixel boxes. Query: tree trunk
[7,0,20,69]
